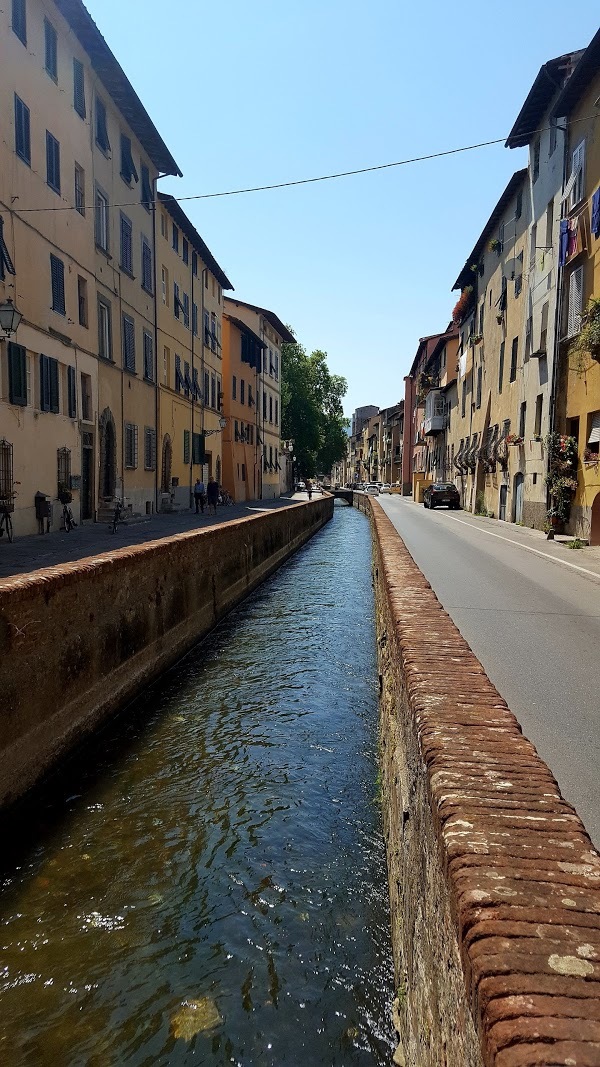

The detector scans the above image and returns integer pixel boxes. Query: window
[14,95,30,165]
[461,379,466,419]
[540,301,549,352]
[163,347,171,387]
[192,433,204,465]
[57,448,71,495]
[519,402,527,439]
[182,238,189,265]
[44,18,57,80]
[98,296,112,360]
[81,373,92,421]
[203,370,209,404]
[172,224,179,253]
[77,276,88,327]
[516,189,523,219]
[263,390,267,419]
[232,374,237,400]
[183,292,190,329]
[144,427,156,471]
[174,354,182,392]
[120,213,133,274]
[534,394,543,437]
[74,163,85,215]
[274,353,279,379]
[8,343,27,406]
[50,254,65,315]
[183,361,191,396]
[509,337,518,382]
[234,419,239,442]
[67,366,77,419]
[269,394,273,422]
[530,222,537,271]
[545,199,554,250]
[240,379,245,405]
[12,0,26,45]
[140,164,152,211]
[143,330,154,380]
[120,134,138,186]
[205,271,209,289]
[95,97,111,154]
[161,267,169,305]
[122,314,135,372]
[211,373,216,409]
[95,187,109,252]
[275,398,279,425]
[192,252,198,276]
[40,354,59,413]
[549,120,557,157]
[476,365,482,408]
[525,315,533,357]
[160,212,167,238]
[570,141,585,208]
[124,424,138,469]
[210,312,217,351]
[46,131,60,194]
[183,429,190,465]
[533,138,540,183]
[0,218,15,282]
[587,412,600,457]
[174,282,181,319]
[567,266,584,338]
[73,58,86,118]
[141,237,153,293]
[192,303,198,336]
[478,301,484,335]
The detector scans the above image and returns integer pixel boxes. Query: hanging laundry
[567,216,579,259]
[592,188,600,238]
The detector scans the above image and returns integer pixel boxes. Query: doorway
[499,484,507,521]
[513,473,524,523]
[99,408,116,501]
[161,435,172,493]
[81,432,94,520]
[591,492,600,547]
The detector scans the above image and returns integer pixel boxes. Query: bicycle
[59,491,77,533]
[108,500,127,534]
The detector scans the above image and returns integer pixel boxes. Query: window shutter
[50,358,59,413]
[67,365,76,418]
[40,354,50,411]
[73,59,86,118]
[8,343,27,406]
[568,267,583,337]
[143,331,154,380]
[123,315,135,372]
[144,427,156,470]
[141,165,152,209]
[12,0,27,44]
[95,97,111,153]
[120,214,133,274]
[15,94,30,164]
[142,238,153,292]
[0,218,16,281]
[174,282,180,319]
[588,413,600,445]
[50,254,65,314]
[183,429,190,465]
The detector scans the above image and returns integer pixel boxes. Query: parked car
[365,483,380,495]
[296,481,306,492]
[379,483,392,494]
[423,482,461,509]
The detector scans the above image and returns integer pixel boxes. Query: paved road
[377,495,600,848]
[0,496,301,581]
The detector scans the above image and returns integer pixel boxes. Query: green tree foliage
[281,340,348,478]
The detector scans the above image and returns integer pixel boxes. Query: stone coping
[367,497,600,1067]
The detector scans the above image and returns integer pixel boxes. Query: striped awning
[588,412,600,444]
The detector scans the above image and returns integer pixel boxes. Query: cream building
[0,0,180,535]
[223,298,294,499]
[156,194,233,508]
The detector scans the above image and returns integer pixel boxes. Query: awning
[588,412,600,444]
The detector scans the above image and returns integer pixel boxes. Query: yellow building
[551,31,600,544]
[448,170,530,521]
[221,314,262,501]
[156,194,233,508]
[223,299,294,499]
[0,0,180,535]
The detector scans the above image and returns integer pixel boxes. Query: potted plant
[452,286,474,325]
[472,334,483,345]
[569,296,600,370]
[584,446,599,466]
[544,432,578,536]
[489,237,502,255]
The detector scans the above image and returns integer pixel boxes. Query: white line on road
[443,514,600,582]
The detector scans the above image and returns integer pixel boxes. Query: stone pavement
[0,496,302,580]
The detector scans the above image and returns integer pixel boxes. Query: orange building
[221,313,263,501]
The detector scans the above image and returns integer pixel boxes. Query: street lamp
[204,416,228,438]
[0,299,23,337]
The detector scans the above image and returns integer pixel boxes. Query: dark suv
[423,482,461,510]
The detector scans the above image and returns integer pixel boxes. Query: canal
[0,504,395,1065]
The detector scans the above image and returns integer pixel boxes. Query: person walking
[206,477,219,516]
[194,477,205,514]
[306,479,313,500]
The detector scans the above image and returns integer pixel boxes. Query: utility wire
[11,113,594,216]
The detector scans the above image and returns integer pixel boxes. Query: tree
[281,340,348,478]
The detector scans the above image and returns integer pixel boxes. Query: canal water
[0,504,395,1065]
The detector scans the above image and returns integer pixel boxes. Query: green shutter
[8,342,27,406]
[183,429,190,465]
[50,358,59,413]
[67,365,76,418]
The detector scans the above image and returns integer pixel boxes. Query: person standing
[206,477,219,516]
[194,477,205,514]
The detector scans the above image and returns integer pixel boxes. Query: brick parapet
[357,494,600,1067]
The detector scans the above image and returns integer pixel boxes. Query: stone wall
[356,494,600,1067]
[0,498,332,808]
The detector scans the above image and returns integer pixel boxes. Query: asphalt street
[377,495,600,848]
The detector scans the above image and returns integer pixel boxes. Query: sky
[85,0,599,417]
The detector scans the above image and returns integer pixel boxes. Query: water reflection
[0,507,394,1065]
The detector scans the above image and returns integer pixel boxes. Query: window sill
[124,367,137,377]
[46,70,58,84]
[95,143,111,160]
[95,245,112,261]
[47,182,61,197]
[120,267,135,280]
[99,354,114,363]
[16,152,31,167]
[142,284,154,296]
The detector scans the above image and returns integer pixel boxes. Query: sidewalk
[0,496,301,581]
[405,494,600,581]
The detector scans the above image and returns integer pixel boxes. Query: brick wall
[0,498,333,808]
[356,494,600,1067]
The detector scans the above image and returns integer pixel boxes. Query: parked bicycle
[59,490,77,533]
[0,483,19,544]
[108,499,127,534]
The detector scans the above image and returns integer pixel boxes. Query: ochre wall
[355,494,600,1067]
[0,498,332,807]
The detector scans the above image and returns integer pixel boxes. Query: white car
[379,483,392,494]
[365,483,380,495]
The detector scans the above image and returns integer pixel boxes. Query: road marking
[443,514,600,582]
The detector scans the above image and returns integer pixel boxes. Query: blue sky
[86,0,598,416]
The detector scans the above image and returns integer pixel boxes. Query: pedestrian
[306,479,313,500]
[206,477,219,516]
[194,476,205,514]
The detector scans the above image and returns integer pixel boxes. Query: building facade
[221,313,263,502]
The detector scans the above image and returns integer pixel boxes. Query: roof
[224,298,296,344]
[506,52,584,148]
[54,0,181,176]
[452,169,528,291]
[408,329,452,378]
[551,28,600,118]
[224,314,266,349]
[157,194,233,290]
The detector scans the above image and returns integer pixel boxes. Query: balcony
[424,389,446,435]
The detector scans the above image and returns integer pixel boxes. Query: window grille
[144,428,156,471]
[124,423,138,468]
[57,447,71,496]
[0,439,14,503]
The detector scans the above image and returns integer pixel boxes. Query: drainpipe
[151,179,160,514]
[189,258,195,509]
[201,267,207,461]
